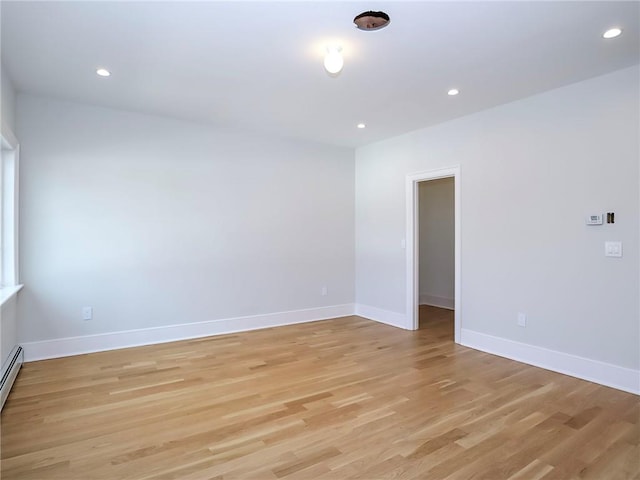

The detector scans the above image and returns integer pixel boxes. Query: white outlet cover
[517,313,526,327]
[604,241,622,257]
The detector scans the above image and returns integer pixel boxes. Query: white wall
[418,178,454,309]
[356,66,639,373]
[1,63,16,132]
[17,95,355,346]
[1,296,18,365]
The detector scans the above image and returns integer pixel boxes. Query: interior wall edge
[460,328,640,395]
[418,294,455,310]
[354,304,407,330]
[21,303,356,362]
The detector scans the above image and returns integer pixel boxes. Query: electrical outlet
[517,313,526,327]
[82,306,93,321]
[604,241,622,257]
[321,286,328,296]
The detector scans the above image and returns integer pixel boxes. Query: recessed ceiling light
[603,28,622,39]
[96,68,111,77]
[357,123,366,129]
[447,89,459,96]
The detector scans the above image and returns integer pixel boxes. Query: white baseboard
[460,328,640,395]
[355,304,408,330]
[26,306,636,395]
[23,304,355,362]
[419,293,454,310]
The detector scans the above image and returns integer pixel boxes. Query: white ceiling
[1,1,638,148]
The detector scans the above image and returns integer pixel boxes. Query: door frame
[405,166,461,342]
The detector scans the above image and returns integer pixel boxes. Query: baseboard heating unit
[1,345,23,410]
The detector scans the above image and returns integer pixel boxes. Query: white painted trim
[460,329,640,395]
[0,284,22,308]
[406,166,461,342]
[1,121,18,149]
[354,304,407,330]
[419,293,454,310]
[1,125,20,287]
[22,304,355,362]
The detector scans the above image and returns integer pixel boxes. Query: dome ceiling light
[353,11,390,31]
[324,46,344,75]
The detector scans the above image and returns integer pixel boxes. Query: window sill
[0,284,23,308]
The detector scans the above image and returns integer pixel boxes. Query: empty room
[0,1,638,479]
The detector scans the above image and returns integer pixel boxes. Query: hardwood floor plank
[2,308,638,479]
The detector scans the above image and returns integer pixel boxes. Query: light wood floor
[2,307,638,479]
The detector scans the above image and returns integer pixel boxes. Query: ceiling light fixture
[357,123,366,129]
[324,46,344,75]
[603,27,622,39]
[448,89,459,96]
[96,68,111,77]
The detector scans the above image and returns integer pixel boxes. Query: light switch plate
[604,241,622,257]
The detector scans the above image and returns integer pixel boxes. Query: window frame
[1,121,21,300]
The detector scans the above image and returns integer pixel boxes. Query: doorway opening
[405,166,460,343]
[417,177,454,334]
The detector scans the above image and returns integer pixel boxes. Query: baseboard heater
[1,345,23,410]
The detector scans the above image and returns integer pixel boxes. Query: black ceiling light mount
[353,11,390,31]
